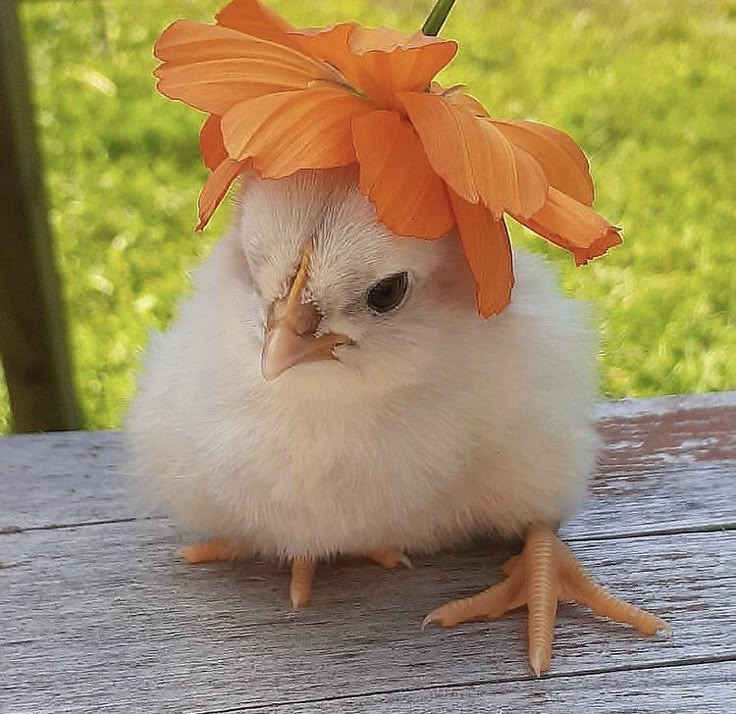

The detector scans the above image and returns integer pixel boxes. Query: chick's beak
[261,244,352,381]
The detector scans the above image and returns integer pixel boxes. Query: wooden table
[2,393,735,713]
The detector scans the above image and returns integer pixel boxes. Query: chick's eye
[366,272,409,313]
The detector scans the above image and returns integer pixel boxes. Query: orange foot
[179,541,410,609]
[180,539,241,564]
[423,524,669,676]
[290,548,412,607]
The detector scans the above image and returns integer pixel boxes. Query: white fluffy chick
[127,166,666,675]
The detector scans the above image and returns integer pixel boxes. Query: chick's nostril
[265,298,320,337]
[293,302,321,336]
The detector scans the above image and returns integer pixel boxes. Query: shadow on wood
[0,0,81,432]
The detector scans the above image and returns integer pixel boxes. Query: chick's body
[127,168,599,561]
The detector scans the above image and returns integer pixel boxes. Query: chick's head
[233,167,477,396]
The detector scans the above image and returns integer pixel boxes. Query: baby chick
[127,166,666,675]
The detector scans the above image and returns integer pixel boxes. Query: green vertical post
[0,0,81,432]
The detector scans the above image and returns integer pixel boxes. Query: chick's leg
[290,558,316,608]
[180,543,405,609]
[290,549,409,609]
[424,523,668,676]
[181,541,315,609]
[180,539,241,564]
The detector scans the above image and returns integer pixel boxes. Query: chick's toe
[424,523,668,676]
[366,548,413,570]
[179,539,241,564]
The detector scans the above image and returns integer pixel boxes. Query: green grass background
[2,0,734,432]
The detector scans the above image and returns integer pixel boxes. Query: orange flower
[154,0,622,317]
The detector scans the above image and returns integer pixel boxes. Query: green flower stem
[421,0,457,36]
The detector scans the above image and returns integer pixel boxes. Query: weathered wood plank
[240,661,736,714]
[0,0,80,433]
[2,393,733,536]
[0,431,134,533]
[569,390,736,539]
[2,522,733,713]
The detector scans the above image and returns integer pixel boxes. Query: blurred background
[1,0,734,433]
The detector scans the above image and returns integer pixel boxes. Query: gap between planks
[193,659,736,714]
[3,523,733,712]
[2,515,734,542]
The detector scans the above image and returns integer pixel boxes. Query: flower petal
[289,23,356,76]
[400,91,548,219]
[350,27,457,88]
[199,115,227,171]
[431,84,489,117]
[215,0,303,51]
[221,86,371,177]
[492,120,595,206]
[352,110,454,239]
[516,187,622,265]
[197,158,248,230]
[449,190,514,317]
[297,25,456,107]
[154,20,328,114]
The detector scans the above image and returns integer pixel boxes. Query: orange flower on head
[153,0,622,317]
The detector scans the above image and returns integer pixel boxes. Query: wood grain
[0,431,135,533]
[2,392,734,536]
[1,393,734,712]
[569,390,736,539]
[239,661,736,714]
[1,521,734,713]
